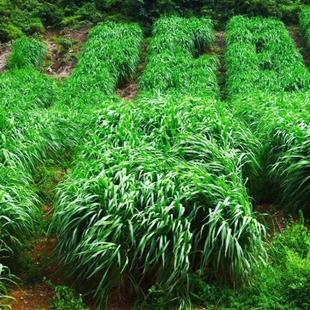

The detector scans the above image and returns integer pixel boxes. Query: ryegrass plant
[6,36,46,70]
[50,17,266,309]
[230,91,310,212]
[0,165,41,256]
[139,16,219,98]
[52,142,265,308]
[149,16,214,56]
[51,89,265,308]
[225,16,310,98]
[0,263,14,309]
[61,21,143,105]
[226,15,310,211]
[0,68,58,109]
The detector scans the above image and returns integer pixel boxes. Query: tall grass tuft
[300,7,310,50]
[52,91,265,308]
[0,68,58,109]
[225,16,310,98]
[230,91,310,212]
[52,143,266,308]
[6,36,46,70]
[138,16,219,99]
[61,21,143,105]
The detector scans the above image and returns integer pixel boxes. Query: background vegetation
[1,0,310,41]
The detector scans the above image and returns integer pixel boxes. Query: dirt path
[212,31,226,99]
[115,42,148,101]
[44,26,89,80]
[0,43,11,72]
[8,204,63,310]
[287,25,310,68]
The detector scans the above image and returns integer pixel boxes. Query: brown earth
[287,25,310,68]
[0,43,11,72]
[115,43,148,101]
[44,26,89,80]
[212,31,226,98]
[116,83,139,100]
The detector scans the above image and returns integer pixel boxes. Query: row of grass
[0,37,80,308]
[225,16,310,214]
[139,16,219,98]
[225,15,310,98]
[61,21,143,106]
[0,38,50,264]
[50,17,267,309]
[300,7,310,49]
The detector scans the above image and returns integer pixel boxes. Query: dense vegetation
[1,0,310,41]
[1,3,310,310]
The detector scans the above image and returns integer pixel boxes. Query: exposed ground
[212,31,226,98]
[44,26,89,80]
[0,43,11,72]
[8,205,64,310]
[287,25,310,68]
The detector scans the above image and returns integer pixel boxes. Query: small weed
[44,278,89,310]
[58,38,72,51]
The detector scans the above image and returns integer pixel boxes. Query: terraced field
[1,12,310,310]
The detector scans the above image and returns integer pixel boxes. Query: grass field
[1,14,310,310]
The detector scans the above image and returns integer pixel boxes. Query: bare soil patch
[212,31,226,99]
[10,283,54,310]
[44,26,89,80]
[0,43,11,72]
[287,25,310,68]
[116,83,139,100]
[116,43,148,101]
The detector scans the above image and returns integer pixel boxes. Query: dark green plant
[58,38,72,50]
[270,211,310,261]
[44,278,89,310]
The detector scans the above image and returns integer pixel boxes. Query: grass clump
[6,36,46,70]
[51,143,266,308]
[51,92,265,308]
[61,21,143,105]
[225,16,310,98]
[139,16,219,98]
[230,91,310,213]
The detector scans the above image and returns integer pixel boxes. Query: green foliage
[271,211,310,260]
[61,21,143,104]
[0,0,304,42]
[0,0,46,41]
[58,37,72,50]
[138,16,219,98]
[229,90,310,211]
[225,16,310,99]
[44,279,89,310]
[6,36,46,69]
[2,9,310,310]
[0,68,58,109]
[33,159,69,203]
[0,23,23,42]
[187,220,310,310]
[300,7,310,49]
[225,16,310,210]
